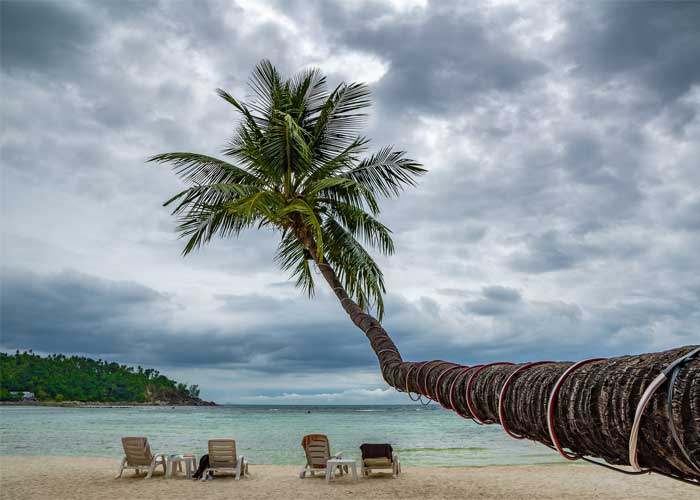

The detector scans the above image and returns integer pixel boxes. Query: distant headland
[0,351,215,406]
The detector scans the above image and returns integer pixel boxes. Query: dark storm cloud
[316,1,547,115]
[0,1,96,75]
[0,269,382,374]
[0,269,169,354]
[560,2,700,104]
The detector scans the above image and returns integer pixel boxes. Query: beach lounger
[359,443,401,478]
[200,439,248,480]
[116,436,167,479]
[299,434,346,479]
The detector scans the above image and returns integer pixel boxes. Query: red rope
[498,361,554,439]
[547,358,605,460]
[414,362,435,399]
[466,362,514,425]
[376,348,399,357]
[435,365,463,409]
[422,361,450,399]
[404,363,420,401]
[449,366,473,418]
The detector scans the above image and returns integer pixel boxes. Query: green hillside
[0,351,203,404]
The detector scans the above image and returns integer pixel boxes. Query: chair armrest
[392,453,399,463]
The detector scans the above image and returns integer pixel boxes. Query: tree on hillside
[0,352,199,403]
[151,60,699,484]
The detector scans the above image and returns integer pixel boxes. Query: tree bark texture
[301,233,700,482]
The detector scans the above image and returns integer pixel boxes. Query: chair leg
[115,457,126,479]
[146,461,155,479]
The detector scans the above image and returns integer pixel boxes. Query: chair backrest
[121,436,154,466]
[301,434,330,469]
[208,439,237,468]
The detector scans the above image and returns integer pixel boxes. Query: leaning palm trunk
[155,61,699,484]
[303,235,700,482]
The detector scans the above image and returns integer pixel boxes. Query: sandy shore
[0,456,696,500]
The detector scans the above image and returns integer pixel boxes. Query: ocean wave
[398,447,489,453]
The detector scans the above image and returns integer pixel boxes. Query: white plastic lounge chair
[299,434,346,479]
[200,439,248,480]
[116,436,167,479]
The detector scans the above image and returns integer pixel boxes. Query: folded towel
[360,443,393,461]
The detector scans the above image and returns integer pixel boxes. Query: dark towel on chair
[360,443,393,461]
[193,454,209,479]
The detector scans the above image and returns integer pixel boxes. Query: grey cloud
[0,269,378,374]
[0,269,170,354]
[319,2,547,115]
[482,286,521,303]
[0,0,96,76]
[464,286,521,317]
[509,231,593,273]
[560,2,700,104]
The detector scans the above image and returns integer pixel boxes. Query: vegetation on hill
[0,351,207,404]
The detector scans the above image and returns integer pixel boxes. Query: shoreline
[1,456,696,500]
[0,400,216,408]
[0,453,576,468]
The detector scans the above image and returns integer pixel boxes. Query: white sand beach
[1,456,696,500]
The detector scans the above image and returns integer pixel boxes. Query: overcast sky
[1,0,699,404]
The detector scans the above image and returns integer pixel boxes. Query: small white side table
[325,458,358,482]
[166,454,197,480]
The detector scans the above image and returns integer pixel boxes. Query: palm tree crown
[149,60,425,319]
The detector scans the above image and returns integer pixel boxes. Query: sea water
[0,405,564,467]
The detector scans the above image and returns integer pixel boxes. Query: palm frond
[175,205,253,256]
[247,59,283,119]
[343,147,426,198]
[148,153,260,186]
[326,202,394,255]
[274,233,316,297]
[322,218,387,319]
[215,88,267,134]
[309,82,372,157]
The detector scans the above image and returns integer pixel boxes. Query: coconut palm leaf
[151,60,424,320]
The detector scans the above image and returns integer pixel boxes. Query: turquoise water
[0,405,565,467]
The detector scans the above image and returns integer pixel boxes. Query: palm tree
[150,60,699,484]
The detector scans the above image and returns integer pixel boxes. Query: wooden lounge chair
[200,439,248,480]
[116,436,167,479]
[299,434,346,479]
[359,444,401,478]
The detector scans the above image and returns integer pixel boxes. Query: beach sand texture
[0,456,696,500]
